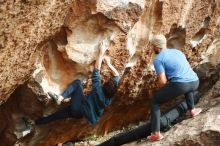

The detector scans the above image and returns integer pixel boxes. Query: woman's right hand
[99,39,109,55]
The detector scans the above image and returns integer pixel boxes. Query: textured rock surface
[0,0,71,104]
[0,0,220,146]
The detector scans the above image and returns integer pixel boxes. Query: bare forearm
[107,63,119,76]
[95,54,104,70]
[95,40,109,70]
[157,72,167,88]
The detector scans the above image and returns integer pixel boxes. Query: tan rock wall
[0,0,71,103]
[0,0,219,145]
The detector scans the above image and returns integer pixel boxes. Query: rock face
[0,0,71,104]
[0,0,220,146]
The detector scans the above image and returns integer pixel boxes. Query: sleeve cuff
[92,68,100,77]
[112,76,120,85]
[93,68,100,72]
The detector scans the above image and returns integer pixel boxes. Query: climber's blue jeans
[151,80,199,132]
[36,80,85,125]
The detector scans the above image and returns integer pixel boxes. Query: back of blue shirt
[153,49,198,82]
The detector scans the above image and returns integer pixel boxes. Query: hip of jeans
[170,80,199,89]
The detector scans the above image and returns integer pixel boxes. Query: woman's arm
[103,56,120,76]
[95,41,108,70]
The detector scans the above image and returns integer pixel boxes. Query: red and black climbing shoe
[191,108,202,117]
[147,133,164,141]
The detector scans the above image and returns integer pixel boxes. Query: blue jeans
[151,80,199,131]
[36,80,85,125]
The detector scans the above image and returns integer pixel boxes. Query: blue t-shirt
[153,49,198,82]
[83,68,120,125]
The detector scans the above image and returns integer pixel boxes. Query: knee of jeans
[71,80,83,88]
[73,79,82,85]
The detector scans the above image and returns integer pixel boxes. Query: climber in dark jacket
[147,34,202,141]
[35,41,120,125]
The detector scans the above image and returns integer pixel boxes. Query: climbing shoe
[48,91,63,105]
[191,108,202,117]
[20,117,34,137]
[147,133,164,141]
